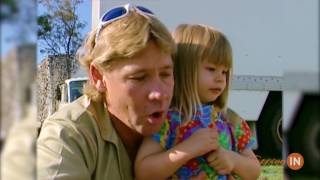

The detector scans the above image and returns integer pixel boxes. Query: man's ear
[89,63,105,92]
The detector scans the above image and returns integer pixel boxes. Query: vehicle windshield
[69,80,86,102]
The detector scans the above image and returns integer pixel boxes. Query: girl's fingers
[206,151,218,162]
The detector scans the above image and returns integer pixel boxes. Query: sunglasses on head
[95,3,154,43]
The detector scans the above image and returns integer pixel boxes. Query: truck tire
[286,94,320,176]
[256,91,282,158]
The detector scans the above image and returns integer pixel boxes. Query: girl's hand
[206,147,235,175]
[185,128,219,157]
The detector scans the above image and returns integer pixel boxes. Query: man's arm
[37,119,95,180]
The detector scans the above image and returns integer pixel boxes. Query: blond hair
[76,9,176,102]
[172,24,233,121]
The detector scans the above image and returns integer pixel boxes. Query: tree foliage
[37,0,86,57]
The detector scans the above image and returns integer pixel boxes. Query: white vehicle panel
[228,91,268,121]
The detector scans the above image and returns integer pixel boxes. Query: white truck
[90,0,285,159]
[57,77,88,105]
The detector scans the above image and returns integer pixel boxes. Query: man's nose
[148,82,170,101]
[148,89,169,101]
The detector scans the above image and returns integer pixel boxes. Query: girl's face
[197,61,228,104]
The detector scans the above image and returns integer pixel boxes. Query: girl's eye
[206,67,215,71]
[222,70,228,74]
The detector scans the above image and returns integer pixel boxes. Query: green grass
[258,165,284,180]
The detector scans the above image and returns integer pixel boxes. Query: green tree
[38,0,86,78]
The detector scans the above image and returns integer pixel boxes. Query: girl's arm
[207,147,261,180]
[135,128,219,180]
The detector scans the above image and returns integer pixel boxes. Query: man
[37,4,175,179]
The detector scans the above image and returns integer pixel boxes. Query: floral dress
[152,104,255,180]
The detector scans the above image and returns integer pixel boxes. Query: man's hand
[206,147,235,175]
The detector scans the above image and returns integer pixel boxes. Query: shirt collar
[82,95,119,144]
[82,96,133,178]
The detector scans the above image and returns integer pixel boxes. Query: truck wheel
[286,94,320,176]
[256,91,282,158]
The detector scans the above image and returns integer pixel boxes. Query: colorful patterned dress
[152,104,255,180]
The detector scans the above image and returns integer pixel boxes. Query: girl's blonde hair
[172,24,233,121]
[76,9,176,102]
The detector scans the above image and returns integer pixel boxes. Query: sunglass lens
[102,7,127,22]
[136,6,154,14]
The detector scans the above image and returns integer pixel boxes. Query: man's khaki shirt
[37,96,133,180]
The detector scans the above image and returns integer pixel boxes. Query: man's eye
[160,72,172,78]
[129,76,146,81]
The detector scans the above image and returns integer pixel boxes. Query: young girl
[135,24,261,180]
